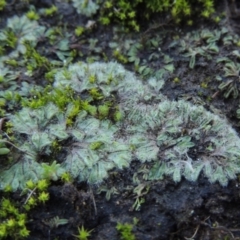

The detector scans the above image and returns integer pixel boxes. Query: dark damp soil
[16,172,240,240]
[2,0,240,239]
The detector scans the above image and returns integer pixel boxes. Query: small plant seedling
[26,10,39,20]
[116,221,136,240]
[38,191,49,203]
[44,5,58,16]
[73,225,93,240]
[75,26,85,37]
[61,172,72,183]
[45,216,68,229]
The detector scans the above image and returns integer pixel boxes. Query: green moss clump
[0,0,6,11]
[0,198,30,239]
[99,0,141,31]
[21,86,75,110]
[44,5,58,16]
[116,220,137,240]
[99,0,216,31]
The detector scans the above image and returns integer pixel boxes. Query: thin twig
[200,220,235,239]
[185,225,200,240]
[0,139,35,158]
[0,140,24,152]
[0,118,6,131]
[89,186,97,216]
[24,187,37,205]
[142,18,172,36]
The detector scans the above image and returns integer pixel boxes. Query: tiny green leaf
[0,148,10,155]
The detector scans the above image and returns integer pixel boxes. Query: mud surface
[23,173,240,239]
